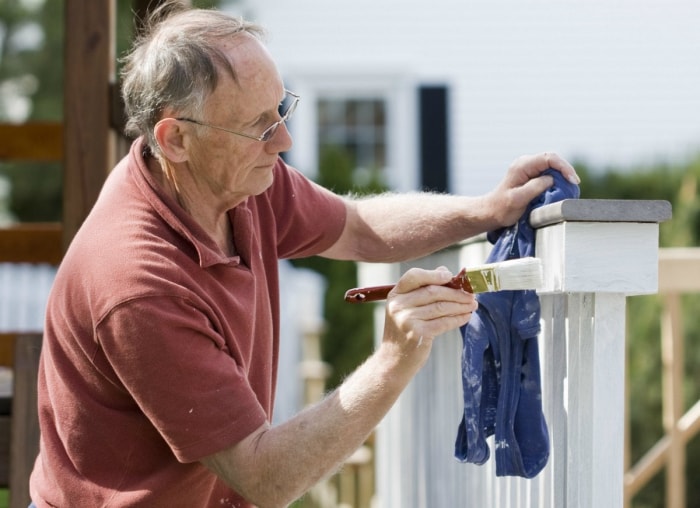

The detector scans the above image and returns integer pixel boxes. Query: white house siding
[225,0,569,197]
[225,0,509,196]
[226,0,700,195]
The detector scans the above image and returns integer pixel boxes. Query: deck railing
[624,247,700,508]
[361,199,672,508]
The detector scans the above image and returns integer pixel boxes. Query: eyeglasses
[175,90,300,142]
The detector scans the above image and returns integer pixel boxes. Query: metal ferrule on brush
[464,268,501,293]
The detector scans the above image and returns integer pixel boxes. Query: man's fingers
[520,172,555,198]
[542,152,580,184]
[385,301,475,350]
[512,152,580,185]
[385,270,478,348]
[391,266,453,297]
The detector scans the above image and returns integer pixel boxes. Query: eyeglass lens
[261,92,298,141]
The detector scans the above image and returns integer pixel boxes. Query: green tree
[0,0,64,221]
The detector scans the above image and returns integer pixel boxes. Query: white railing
[365,199,671,508]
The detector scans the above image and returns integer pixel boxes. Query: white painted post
[368,199,671,508]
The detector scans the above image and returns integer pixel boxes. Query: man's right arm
[201,266,476,507]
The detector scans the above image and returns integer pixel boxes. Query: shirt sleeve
[265,159,347,259]
[95,295,268,463]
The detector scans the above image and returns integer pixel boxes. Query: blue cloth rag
[454,169,580,478]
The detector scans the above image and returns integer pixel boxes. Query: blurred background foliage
[1,1,699,507]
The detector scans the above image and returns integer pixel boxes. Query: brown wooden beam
[63,0,116,250]
[9,333,42,508]
[0,123,63,162]
[0,334,16,368]
[658,247,700,293]
[0,223,63,265]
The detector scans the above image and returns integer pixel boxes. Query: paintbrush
[344,257,544,303]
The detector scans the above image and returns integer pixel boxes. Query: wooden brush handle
[344,284,395,303]
[344,269,469,303]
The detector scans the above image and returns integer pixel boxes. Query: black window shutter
[419,85,449,193]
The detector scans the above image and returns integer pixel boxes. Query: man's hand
[486,152,580,228]
[381,267,477,365]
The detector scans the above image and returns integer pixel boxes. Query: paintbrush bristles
[494,257,544,290]
[465,257,543,292]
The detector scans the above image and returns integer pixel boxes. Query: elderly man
[29,2,579,507]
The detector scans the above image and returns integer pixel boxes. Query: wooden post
[661,293,685,508]
[63,0,116,249]
[369,199,670,508]
[8,334,42,508]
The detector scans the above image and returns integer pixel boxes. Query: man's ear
[153,118,189,163]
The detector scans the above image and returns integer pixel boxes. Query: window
[283,77,417,192]
[317,97,387,175]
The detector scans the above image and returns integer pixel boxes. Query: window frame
[283,74,419,192]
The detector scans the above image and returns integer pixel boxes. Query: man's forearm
[324,192,500,263]
[202,341,425,507]
[323,154,579,264]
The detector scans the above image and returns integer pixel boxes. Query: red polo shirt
[30,138,346,507]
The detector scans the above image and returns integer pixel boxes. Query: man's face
[182,34,293,207]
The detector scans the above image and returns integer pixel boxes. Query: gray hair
[120,1,266,152]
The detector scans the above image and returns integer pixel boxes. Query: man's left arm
[321,152,579,263]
